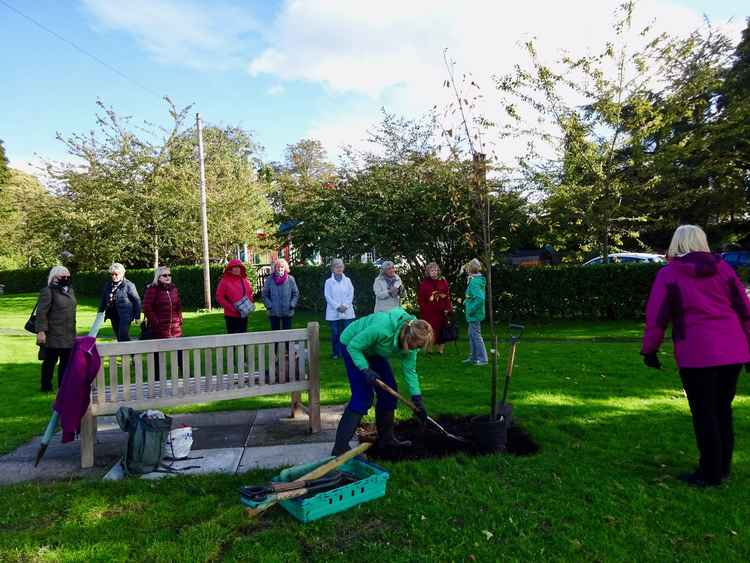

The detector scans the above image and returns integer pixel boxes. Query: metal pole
[196,113,212,310]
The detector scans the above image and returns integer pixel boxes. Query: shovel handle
[372,379,418,412]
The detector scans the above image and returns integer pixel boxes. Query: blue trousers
[468,321,487,363]
[342,346,398,415]
[328,319,352,357]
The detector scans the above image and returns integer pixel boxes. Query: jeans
[269,316,292,330]
[40,347,71,391]
[468,321,488,363]
[225,316,248,334]
[342,346,398,415]
[109,309,131,342]
[680,363,741,482]
[328,318,353,357]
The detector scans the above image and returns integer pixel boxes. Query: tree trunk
[153,234,159,270]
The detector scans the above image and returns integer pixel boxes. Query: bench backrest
[90,322,320,415]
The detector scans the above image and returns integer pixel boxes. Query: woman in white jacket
[324,259,356,359]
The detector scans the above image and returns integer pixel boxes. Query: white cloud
[249,0,744,160]
[81,0,260,70]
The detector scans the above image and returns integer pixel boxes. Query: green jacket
[36,285,77,348]
[340,307,422,396]
[464,274,486,322]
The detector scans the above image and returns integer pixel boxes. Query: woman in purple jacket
[642,225,750,487]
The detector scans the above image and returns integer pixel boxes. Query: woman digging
[332,307,433,455]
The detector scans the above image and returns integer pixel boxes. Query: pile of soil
[359,414,539,462]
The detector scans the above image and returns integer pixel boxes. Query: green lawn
[1,293,749,561]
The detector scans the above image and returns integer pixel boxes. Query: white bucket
[164,426,193,460]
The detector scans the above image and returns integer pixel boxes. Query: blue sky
[1,0,746,174]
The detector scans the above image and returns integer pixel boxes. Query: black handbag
[440,315,458,343]
[24,302,39,334]
[140,319,154,340]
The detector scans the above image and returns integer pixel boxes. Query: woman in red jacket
[143,266,184,380]
[143,266,183,339]
[417,262,452,354]
[216,259,254,334]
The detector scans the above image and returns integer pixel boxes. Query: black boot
[332,409,363,456]
[376,409,411,448]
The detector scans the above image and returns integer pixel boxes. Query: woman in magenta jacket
[642,225,750,487]
[215,259,254,334]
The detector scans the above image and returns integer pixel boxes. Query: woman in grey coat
[373,261,404,313]
[35,266,77,392]
[262,258,299,330]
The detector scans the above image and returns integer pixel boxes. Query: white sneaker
[462,358,473,364]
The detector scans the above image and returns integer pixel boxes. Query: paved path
[0,405,349,485]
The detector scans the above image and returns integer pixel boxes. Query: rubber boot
[331,409,363,456]
[376,409,412,448]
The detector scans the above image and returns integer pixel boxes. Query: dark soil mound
[359,414,539,462]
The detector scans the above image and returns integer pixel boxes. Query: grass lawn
[1,293,749,561]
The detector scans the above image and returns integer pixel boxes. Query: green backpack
[116,407,173,475]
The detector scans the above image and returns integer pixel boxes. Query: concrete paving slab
[143,447,245,480]
[245,405,346,447]
[237,442,342,473]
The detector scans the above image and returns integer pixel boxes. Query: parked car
[721,251,750,270]
[583,252,665,266]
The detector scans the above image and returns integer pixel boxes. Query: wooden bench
[80,322,321,468]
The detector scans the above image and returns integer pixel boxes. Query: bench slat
[193,349,202,394]
[147,353,156,399]
[108,357,118,404]
[204,348,212,392]
[123,354,131,401]
[96,329,308,355]
[237,344,245,388]
[258,345,265,386]
[227,346,235,390]
[216,347,224,391]
[134,354,143,400]
[182,349,191,394]
[246,345,255,388]
[96,362,105,404]
[170,350,179,397]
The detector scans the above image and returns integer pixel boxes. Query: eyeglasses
[160,274,171,278]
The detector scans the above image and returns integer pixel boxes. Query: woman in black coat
[36,266,77,391]
[98,262,141,342]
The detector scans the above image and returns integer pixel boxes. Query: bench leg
[307,390,321,434]
[80,409,97,469]
[290,391,303,418]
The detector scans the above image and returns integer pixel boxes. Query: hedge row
[1,262,660,320]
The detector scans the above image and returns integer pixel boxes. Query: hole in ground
[358,414,540,462]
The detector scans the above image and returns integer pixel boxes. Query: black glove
[642,352,662,370]
[411,395,428,423]
[362,368,381,386]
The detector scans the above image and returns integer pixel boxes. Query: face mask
[58,277,71,286]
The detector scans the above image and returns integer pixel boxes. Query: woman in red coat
[143,266,184,380]
[143,266,183,339]
[215,259,254,334]
[417,262,452,354]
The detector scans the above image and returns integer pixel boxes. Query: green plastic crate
[244,456,390,523]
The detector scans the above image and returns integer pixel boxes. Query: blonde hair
[466,258,482,274]
[47,266,70,286]
[109,262,126,275]
[274,258,290,274]
[152,265,171,286]
[400,319,434,352]
[331,258,345,271]
[425,262,439,275]
[667,225,710,257]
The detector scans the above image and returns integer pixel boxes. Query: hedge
[0,262,659,320]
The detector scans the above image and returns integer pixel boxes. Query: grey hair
[109,262,126,275]
[380,260,395,273]
[152,265,171,286]
[330,258,345,271]
[47,266,70,286]
[667,225,710,257]
[466,258,482,274]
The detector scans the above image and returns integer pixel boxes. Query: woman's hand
[36,331,46,345]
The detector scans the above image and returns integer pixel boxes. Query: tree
[0,169,60,269]
[0,140,10,187]
[496,2,670,258]
[50,99,272,270]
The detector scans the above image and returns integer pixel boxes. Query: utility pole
[196,113,212,310]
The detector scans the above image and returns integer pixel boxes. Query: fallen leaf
[730,530,738,536]
[482,530,493,540]
[421,515,427,521]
